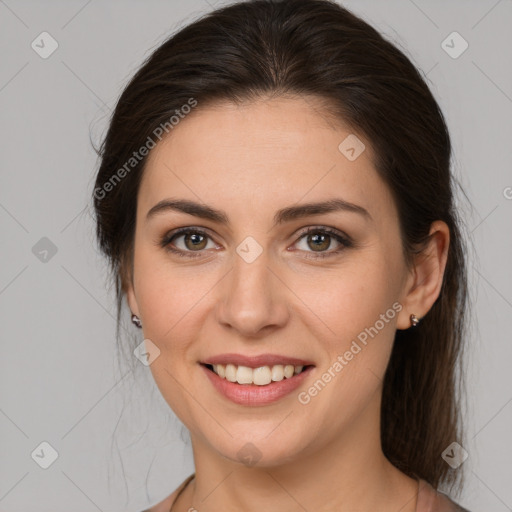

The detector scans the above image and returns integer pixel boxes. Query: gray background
[1,0,511,510]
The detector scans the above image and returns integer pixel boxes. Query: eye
[293,227,352,259]
[160,228,218,258]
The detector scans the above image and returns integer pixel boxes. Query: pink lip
[201,353,314,368]
[200,364,314,406]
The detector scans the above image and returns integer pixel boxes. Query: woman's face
[126,96,417,466]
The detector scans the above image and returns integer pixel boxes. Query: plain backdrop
[1,0,511,510]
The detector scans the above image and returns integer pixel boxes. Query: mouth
[199,361,315,406]
[201,362,313,386]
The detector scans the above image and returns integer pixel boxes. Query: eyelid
[294,225,352,243]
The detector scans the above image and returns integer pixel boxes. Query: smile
[200,362,315,406]
[207,363,307,385]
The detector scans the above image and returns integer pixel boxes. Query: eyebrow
[145,198,372,226]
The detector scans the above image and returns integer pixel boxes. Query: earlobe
[126,285,143,328]
[396,221,450,330]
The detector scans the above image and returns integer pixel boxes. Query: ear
[396,220,450,330]
[126,281,140,318]
[121,262,140,318]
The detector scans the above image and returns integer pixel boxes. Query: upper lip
[201,353,315,368]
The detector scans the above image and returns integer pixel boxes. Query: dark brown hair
[92,0,470,497]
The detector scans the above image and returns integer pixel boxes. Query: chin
[208,430,310,469]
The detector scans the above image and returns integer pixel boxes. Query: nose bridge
[215,239,288,335]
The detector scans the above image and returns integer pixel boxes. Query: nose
[214,248,290,338]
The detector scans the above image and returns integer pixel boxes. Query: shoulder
[416,479,471,512]
[141,473,195,512]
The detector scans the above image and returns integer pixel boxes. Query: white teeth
[283,365,294,378]
[209,363,306,385]
[225,363,237,382]
[271,365,284,381]
[236,365,253,384]
[253,366,272,385]
[215,364,225,378]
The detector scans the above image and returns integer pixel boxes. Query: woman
[92,0,472,510]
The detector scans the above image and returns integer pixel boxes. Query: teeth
[284,365,294,378]
[209,363,305,386]
[253,366,272,385]
[225,363,237,382]
[215,364,225,378]
[271,365,284,381]
[236,365,253,384]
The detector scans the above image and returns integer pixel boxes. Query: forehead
[138,97,397,228]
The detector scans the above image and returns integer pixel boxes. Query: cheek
[292,255,400,408]
[133,259,211,420]
[293,267,398,435]
[295,257,398,345]
[134,248,210,339]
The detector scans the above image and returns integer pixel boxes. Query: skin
[125,95,450,512]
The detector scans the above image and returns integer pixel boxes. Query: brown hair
[92,0,470,497]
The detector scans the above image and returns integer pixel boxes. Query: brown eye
[161,228,217,258]
[182,232,208,251]
[294,227,353,259]
[306,232,331,252]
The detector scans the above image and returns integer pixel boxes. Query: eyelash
[159,226,353,260]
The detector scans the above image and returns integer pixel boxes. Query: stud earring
[131,314,142,328]
[410,314,420,327]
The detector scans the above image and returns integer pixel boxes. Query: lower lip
[201,364,314,406]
